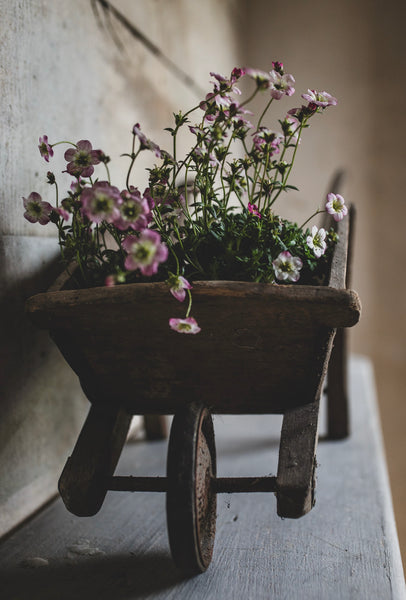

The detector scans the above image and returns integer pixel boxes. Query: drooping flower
[248,202,261,218]
[301,89,337,108]
[55,207,70,221]
[166,273,192,302]
[64,140,101,177]
[38,136,53,162]
[224,102,253,129]
[113,189,150,231]
[193,147,221,168]
[122,229,168,275]
[132,123,162,158]
[272,250,303,282]
[210,71,242,96]
[23,192,53,225]
[281,116,301,142]
[245,68,271,90]
[80,181,121,224]
[307,226,327,257]
[268,70,295,99]
[169,317,201,334]
[325,193,348,221]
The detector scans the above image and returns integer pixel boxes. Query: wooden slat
[276,398,320,518]
[326,205,357,439]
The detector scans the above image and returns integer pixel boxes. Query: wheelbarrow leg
[276,397,320,518]
[326,327,350,439]
[143,415,168,440]
[59,404,132,516]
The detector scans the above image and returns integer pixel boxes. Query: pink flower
[167,274,192,302]
[113,189,150,231]
[301,89,337,107]
[64,140,101,177]
[325,193,348,221]
[38,135,53,162]
[248,202,261,218]
[272,250,303,282]
[23,192,53,225]
[224,102,253,129]
[105,275,117,287]
[269,70,295,99]
[193,147,220,168]
[132,123,162,158]
[252,128,282,156]
[56,207,70,221]
[80,181,121,224]
[169,317,201,334]
[282,116,300,143]
[122,229,168,275]
[210,70,243,96]
[245,68,271,90]
[272,61,284,73]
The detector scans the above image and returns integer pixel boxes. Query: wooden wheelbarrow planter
[26,212,360,574]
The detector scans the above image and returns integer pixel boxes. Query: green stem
[299,209,325,230]
[256,97,273,130]
[269,121,305,207]
[185,288,193,318]
[51,141,77,148]
[126,148,141,191]
[240,87,259,108]
[103,161,111,184]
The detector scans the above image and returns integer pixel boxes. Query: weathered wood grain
[326,205,357,439]
[166,403,217,573]
[58,404,132,516]
[24,214,360,415]
[26,281,360,415]
[277,399,320,518]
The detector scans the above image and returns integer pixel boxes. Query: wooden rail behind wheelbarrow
[25,211,361,574]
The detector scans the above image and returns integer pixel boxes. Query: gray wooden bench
[0,356,404,599]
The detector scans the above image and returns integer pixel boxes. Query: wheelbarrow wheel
[166,402,217,574]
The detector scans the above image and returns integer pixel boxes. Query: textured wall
[0,0,240,537]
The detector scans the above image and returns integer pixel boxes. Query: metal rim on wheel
[166,402,217,574]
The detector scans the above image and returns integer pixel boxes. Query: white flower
[272,251,303,282]
[307,226,327,257]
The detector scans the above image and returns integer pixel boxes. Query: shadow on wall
[0,235,62,407]
[0,234,87,538]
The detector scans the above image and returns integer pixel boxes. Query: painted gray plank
[0,356,404,599]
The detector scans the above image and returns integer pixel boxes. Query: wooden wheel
[166,402,217,574]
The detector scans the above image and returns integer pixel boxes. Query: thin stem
[256,97,273,131]
[240,87,259,108]
[299,208,325,230]
[51,141,77,148]
[126,148,141,191]
[103,161,111,183]
[269,121,305,207]
[185,288,193,318]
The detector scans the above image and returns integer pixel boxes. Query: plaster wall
[236,0,406,561]
[0,0,240,537]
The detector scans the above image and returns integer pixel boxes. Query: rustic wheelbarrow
[25,210,360,574]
